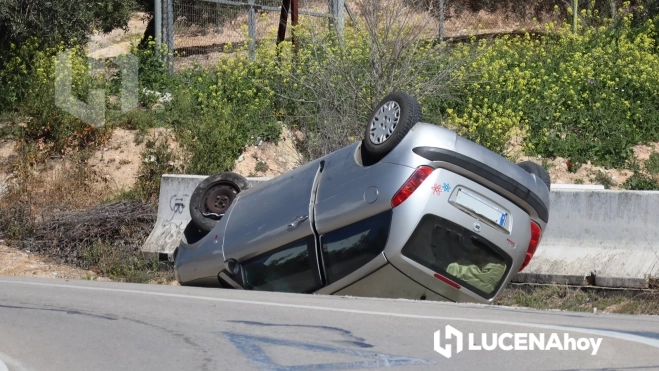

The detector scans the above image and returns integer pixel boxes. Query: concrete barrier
[141,174,270,259]
[143,175,658,288]
[550,184,605,190]
[516,190,659,288]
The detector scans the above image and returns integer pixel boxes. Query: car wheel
[518,161,551,190]
[190,172,249,232]
[363,91,422,161]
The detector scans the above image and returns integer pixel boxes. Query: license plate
[454,190,507,227]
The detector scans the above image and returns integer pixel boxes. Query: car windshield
[401,215,511,297]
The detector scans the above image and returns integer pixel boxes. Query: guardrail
[514,189,659,289]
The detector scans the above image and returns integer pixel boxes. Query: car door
[222,158,324,291]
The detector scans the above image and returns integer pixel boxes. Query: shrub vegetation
[444,5,659,166]
[2,2,659,176]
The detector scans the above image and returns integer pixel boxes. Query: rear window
[401,215,511,298]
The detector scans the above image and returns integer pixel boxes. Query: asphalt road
[0,277,658,371]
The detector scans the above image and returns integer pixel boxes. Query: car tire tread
[189,172,249,232]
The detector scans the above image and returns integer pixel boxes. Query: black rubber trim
[413,147,549,222]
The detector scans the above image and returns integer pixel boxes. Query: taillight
[434,273,461,289]
[519,221,541,272]
[391,166,434,208]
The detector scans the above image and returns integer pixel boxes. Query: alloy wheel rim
[368,101,401,145]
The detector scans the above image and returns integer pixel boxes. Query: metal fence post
[572,0,578,33]
[334,0,345,40]
[277,0,290,45]
[167,0,174,73]
[439,0,445,40]
[248,0,256,59]
[291,0,298,47]
[155,0,162,51]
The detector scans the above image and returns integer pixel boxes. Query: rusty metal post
[439,0,445,40]
[277,0,291,45]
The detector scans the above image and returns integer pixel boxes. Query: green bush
[0,41,111,159]
[645,152,659,175]
[127,43,280,175]
[7,1,659,181]
[444,6,659,166]
[622,172,659,190]
[169,61,280,174]
[252,10,462,160]
[0,0,135,50]
[0,0,137,112]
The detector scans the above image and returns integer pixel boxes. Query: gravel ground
[0,243,103,280]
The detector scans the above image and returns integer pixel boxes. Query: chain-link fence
[156,0,627,69]
[156,0,342,69]
[436,0,628,39]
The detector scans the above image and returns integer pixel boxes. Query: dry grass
[0,144,174,283]
[495,284,659,315]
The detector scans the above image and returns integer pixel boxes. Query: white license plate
[455,190,507,227]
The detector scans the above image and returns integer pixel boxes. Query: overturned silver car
[174,92,550,304]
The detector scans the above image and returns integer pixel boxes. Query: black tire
[518,161,551,191]
[189,172,249,232]
[363,92,422,161]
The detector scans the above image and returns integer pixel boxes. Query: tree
[0,0,136,111]
[0,0,136,52]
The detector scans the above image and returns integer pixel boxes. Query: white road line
[2,279,659,350]
[0,352,30,371]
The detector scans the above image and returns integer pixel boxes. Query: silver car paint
[314,252,388,295]
[222,158,321,263]
[175,158,322,284]
[175,122,549,304]
[174,211,233,284]
[332,261,450,302]
[314,142,414,234]
[383,123,550,223]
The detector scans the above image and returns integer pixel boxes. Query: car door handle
[288,215,309,228]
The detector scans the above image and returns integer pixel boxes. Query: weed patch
[622,171,659,190]
[496,284,659,315]
[117,135,182,203]
[646,152,659,175]
[592,171,616,189]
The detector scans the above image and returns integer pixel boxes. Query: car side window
[321,211,392,284]
[242,237,321,293]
